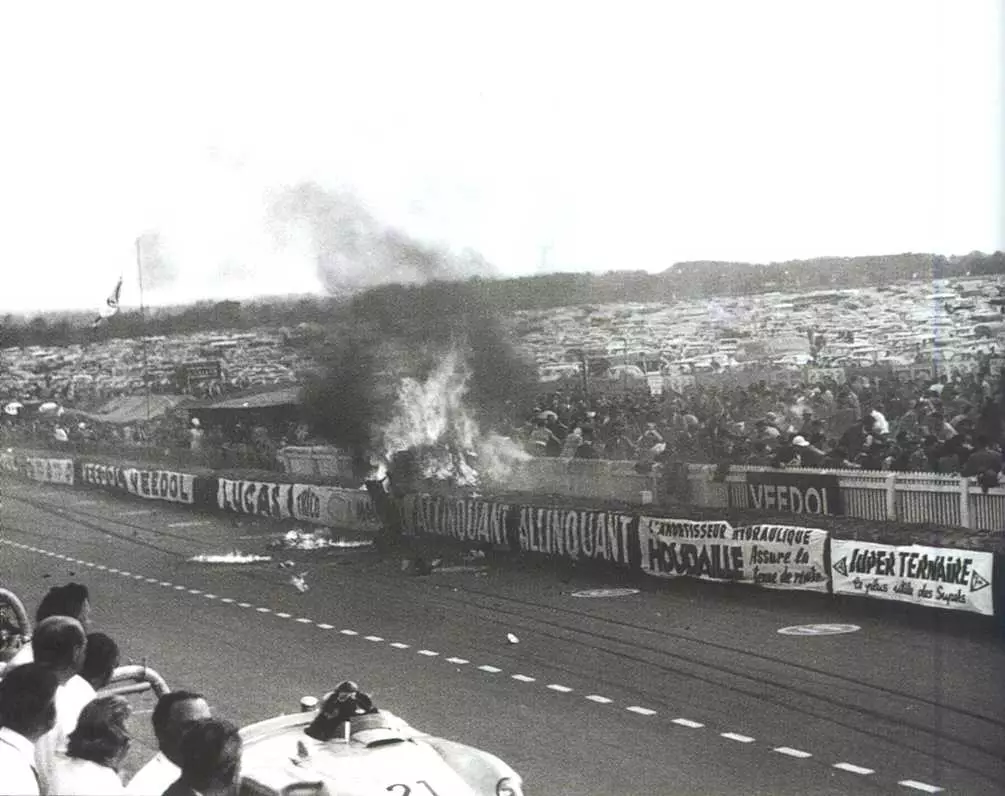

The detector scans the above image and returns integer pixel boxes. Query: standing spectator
[791,435,825,467]
[574,429,600,459]
[188,419,204,452]
[527,420,560,457]
[163,718,242,796]
[8,582,92,668]
[125,691,211,796]
[0,663,59,796]
[962,434,1003,479]
[49,696,132,795]
[80,633,121,691]
[31,617,94,793]
[560,426,583,460]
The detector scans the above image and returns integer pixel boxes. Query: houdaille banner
[637,517,829,591]
[830,540,994,615]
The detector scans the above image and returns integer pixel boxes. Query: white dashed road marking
[0,538,946,793]
[168,521,211,528]
[774,747,812,759]
[899,780,943,793]
[833,763,874,776]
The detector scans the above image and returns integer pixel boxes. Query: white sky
[0,0,1001,312]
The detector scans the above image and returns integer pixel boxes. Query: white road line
[478,665,502,673]
[220,598,235,604]
[257,608,271,613]
[74,500,100,506]
[340,629,358,636]
[204,594,217,600]
[188,589,202,595]
[168,521,210,528]
[174,585,185,591]
[145,578,158,583]
[296,618,313,624]
[96,565,107,570]
[547,684,573,693]
[417,650,439,657]
[107,567,119,573]
[158,581,171,587]
[511,674,536,682]
[899,780,943,793]
[586,695,613,704]
[773,747,812,759]
[389,642,410,649]
[721,733,755,744]
[833,763,874,776]
[121,510,153,516]
[364,635,384,642]
[317,623,334,630]
[626,706,657,716]
[238,602,252,608]
[446,657,469,665]
[276,612,292,619]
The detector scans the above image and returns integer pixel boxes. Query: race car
[238,681,525,796]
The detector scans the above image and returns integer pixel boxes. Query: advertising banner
[638,517,829,591]
[0,452,20,474]
[81,463,194,504]
[401,494,512,547]
[291,484,381,532]
[516,504,634,567]
[23,457,74,485]
[830,540,994,615]
[217,478,292,520]
[745,471,843,516]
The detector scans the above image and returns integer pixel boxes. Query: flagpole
[136,237,151,425]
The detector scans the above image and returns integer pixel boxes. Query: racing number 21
[387,782,440,796]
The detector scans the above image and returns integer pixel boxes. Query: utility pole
[136,237,151,424]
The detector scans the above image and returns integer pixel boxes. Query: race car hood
[240,713,512,796]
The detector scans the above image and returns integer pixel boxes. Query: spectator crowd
[0,583,241,796]
[511,370,1005,482]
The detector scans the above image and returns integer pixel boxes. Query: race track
[2,477,1004,795]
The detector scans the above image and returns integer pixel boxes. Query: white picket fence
[276,447,1005,532]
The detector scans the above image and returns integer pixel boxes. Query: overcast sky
[0,0,1001,313]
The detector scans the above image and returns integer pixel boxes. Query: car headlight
[497,777,524,796]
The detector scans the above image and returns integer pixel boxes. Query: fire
[379,350,529,488]
[271,529,374,550]
[189,552,273,563]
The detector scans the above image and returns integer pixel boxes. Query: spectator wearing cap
[8,582,92,668]
[162,718,242,796]
[791,435,825,467]
[927,411,957,443]
[574,428,600,459]
[0,663,59,796]
[31,616,94,793]
[962,434,1003,479]
[125,691,212,796]
[49,695,132,795]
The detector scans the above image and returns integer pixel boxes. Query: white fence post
[959,476,972,529]
[885,473,897,521]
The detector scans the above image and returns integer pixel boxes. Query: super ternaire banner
[830,540,993,615]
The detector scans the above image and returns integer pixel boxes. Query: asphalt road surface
[2,476,1004,795]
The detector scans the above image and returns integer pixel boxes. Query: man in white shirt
[126,690,212,796]
[0,663,60,796]
[30,616,95,794]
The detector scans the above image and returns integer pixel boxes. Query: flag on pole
[92,276,123,328]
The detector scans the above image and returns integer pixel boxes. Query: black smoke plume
[266,181,494,297]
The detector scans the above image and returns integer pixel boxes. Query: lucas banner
[638,517,829,591]
[830,540,994,616]
[217,478,292,520]
[401,494,512,547]
[745,471,843,516]
[23,457,74,485]
[81,463,194,504]
[291,484,381,532]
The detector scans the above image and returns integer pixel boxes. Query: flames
[189,552,273,564]
[378,349,528,488]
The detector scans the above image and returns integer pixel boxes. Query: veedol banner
[745,471,844,516]
[291,484,381,532]
[638,517,829,591]
[81,463,194,504]
[217,478,292,519]
[401,494,512,547]
[516,505,634,568]
[23,457,74,485]
[830,540,994,616]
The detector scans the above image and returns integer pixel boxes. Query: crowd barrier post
[959,476,972,530]
[885,473,897,521]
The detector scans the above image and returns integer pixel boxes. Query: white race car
[239,682,525,796]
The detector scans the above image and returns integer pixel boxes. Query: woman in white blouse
[49,695,132,795]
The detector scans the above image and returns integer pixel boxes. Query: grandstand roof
[195,385,302,411]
